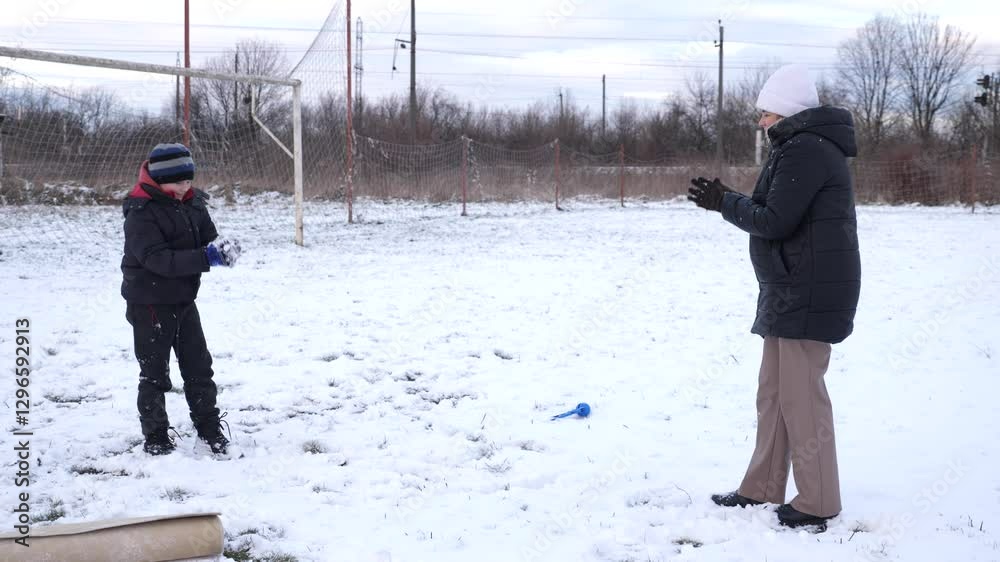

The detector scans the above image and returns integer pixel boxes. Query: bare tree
[78,87,123,134]
[898,14,975,142]
[685,72,716,154]
[192,38,290,141]
[837,16,901,148]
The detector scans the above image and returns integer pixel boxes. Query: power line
[0,17,870,49]
[35,15,858,32]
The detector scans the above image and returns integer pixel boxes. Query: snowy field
[1,197,999,562]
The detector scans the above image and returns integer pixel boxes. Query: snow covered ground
[1,197,999,562]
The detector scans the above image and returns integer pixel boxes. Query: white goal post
[0,46,308,246]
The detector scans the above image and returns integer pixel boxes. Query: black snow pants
[126,302,219,436]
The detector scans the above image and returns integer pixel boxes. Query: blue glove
[206,237,241,267]
[206,244,226,267]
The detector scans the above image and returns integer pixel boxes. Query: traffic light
[976,74,992,90]
[975,93,991,106]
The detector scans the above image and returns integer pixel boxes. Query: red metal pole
[461,136,468,216]
[346,0,354,223]
[619,143,625,207]
[183,0,190,147]
[555,139,561,211]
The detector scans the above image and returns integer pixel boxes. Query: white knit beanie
[755,64,819,118]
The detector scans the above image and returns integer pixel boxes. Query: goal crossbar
[0,46,308,246]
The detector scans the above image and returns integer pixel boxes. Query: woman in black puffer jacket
[688,64,861,530]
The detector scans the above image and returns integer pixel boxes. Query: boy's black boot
[196,412,230,455]
[143,429,176,456]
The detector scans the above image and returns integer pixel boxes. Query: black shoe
[196,412,231,455]
[143,429,176,456]
[711,491,764,508]
[776,504,837,530]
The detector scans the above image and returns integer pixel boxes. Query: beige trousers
[737,336,842,517]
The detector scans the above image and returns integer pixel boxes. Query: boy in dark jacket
[121,143,240,456]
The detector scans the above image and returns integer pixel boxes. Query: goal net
[0,1,349,243]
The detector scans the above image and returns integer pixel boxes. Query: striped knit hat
[147,143,195,184]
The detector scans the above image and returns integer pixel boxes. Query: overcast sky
[1,0,998,116]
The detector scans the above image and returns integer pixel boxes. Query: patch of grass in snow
[162,486,193,502]
[302,440,327,454]
[422,391,475,405]
[224,536,298,562]
[672,537,703,548]
[476,442,499,460]
[69,464,128,477]
[849,521,872,540]
[31,501,66,523]
[484,459,512,474]
[320,353,340,362]
[43,393,86,404]
[393,370,423,381]
[518,440,545,452]
[107,438,144,456]
[239,404,272,412]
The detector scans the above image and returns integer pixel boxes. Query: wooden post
[461,136,468,217]
[970,143,978,214]
[619,144,625,207]
[183,0,191,147]
[346,0,354,224]
[555,139,562,211]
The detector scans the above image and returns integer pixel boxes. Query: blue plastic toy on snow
[551,402,591,420]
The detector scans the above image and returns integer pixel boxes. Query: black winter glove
[687,177,734,212]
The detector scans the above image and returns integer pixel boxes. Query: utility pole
[559,89,564,138]
[234,50,239,128]
[0,114,5,179]
[183,0,191,147]
[175,52,181,136]
[714,19,724,179]
[602,74,606,137]
[355,17,364,133]
[409,0,416,143]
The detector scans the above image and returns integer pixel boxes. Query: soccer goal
[0,45,314,245]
